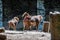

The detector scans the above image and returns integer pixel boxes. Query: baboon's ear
[40,16,43,20]
[22,14,24,17]
[22,13,25,17]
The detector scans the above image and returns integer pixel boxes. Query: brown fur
[8,17,19,30]
[23,20,31,30]
[30,20,40,30]
[8,22,16,30]
[22,12,43,30]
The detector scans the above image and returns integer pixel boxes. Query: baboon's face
[15,17,19,21]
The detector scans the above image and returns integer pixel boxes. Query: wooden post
[50,14,60,40]
[43,21,50,32]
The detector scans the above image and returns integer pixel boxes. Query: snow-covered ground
[3,30,51,40]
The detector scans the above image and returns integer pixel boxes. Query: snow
[4,30,51,40]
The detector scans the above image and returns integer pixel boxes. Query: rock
[0,34,6,40]
[0,28,5,33]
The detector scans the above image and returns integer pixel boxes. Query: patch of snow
[4,30,51,40]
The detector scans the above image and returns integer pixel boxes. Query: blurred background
[0,0,60,40]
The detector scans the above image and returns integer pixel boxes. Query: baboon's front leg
[29,26,31,30]
[13,23,16,30]
[36,26,38,31]
[23,25,25,30]
[23,22,25,30]
[8,23,11,30]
